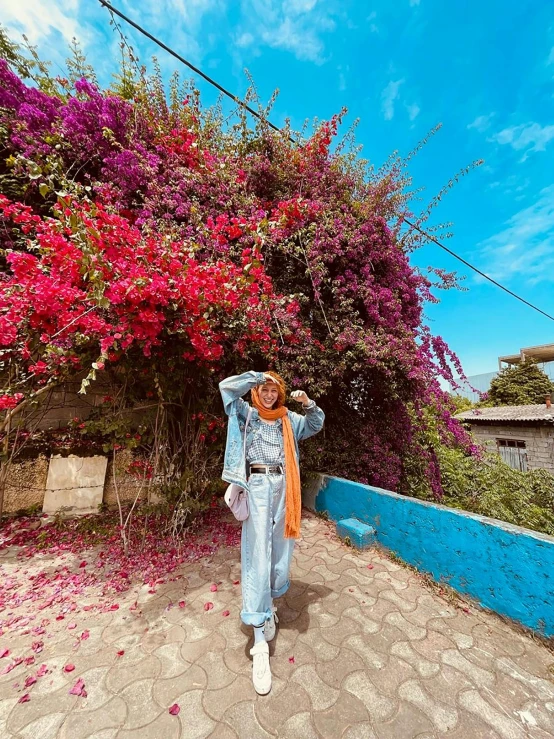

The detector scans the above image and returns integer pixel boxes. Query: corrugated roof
[455,404,554,423]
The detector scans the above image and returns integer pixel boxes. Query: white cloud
[0,0,81,44]
[547,46,554,65]
[409,0,421,6]
[237,0,335,63]
[406,102,420,121]
[283,0,317,13]
[487,175,530,200]
[366,11,378,33]
[381,79,404,120]
[477,186,554,285]
[236,32,254,47]
[490,122,554,159]
[121,0,222,63]
[262,17,324,61]
[337,64,349,91]
[467,113,495,132]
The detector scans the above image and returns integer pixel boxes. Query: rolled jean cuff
[241,609,272,626]
[271,579,290,599]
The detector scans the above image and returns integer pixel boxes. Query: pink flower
[69,678,86,697]
[203,602,213,611]
[168,703,180,715]
[18,694,30,703]
[0,648,10,658]
[178,601,186,608]
[116,650,124,657]
[222,610,230,617]
[288,656,295,664]
[209,584,218,592]
[64,664,75,672]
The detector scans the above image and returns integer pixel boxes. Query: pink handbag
[224,407,252,521]
[224,482,249,521]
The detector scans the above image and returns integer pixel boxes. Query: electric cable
[97,0,294,142]
[97,0,554,323]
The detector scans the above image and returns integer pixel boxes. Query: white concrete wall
[468,424,554,472]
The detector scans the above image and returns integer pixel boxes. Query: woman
[219,370,325,694]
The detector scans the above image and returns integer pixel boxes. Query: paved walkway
[1,511,554,738]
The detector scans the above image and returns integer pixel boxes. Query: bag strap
[243,406,253,460]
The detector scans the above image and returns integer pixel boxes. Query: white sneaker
[250,641,271,695]
[263,607,278,642]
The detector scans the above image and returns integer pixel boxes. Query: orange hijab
[251,372,301,539]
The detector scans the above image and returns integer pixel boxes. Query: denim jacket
[219,371,325,491]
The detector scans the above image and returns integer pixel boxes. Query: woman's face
[259,382,279,409]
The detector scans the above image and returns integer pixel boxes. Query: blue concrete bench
[336,518,376,549]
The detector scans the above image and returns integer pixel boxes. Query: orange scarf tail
[251,388,302,539]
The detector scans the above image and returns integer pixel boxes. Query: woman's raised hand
[291,390,310,406]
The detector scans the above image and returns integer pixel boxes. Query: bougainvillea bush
[0,34,477,519]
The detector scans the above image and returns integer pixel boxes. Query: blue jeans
[241,473,295,626]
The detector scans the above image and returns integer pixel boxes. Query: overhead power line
[97,0,294,142]
[97,0,554,324]
[404,219,554,321]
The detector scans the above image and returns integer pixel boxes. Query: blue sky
[2,0,554,378]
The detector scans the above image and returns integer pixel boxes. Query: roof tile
[455,404,554,423]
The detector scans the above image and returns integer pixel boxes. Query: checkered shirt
[246,418,284,465]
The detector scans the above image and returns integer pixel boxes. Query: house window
[496,439,528,472]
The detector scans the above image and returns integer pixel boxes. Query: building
[454,343,554,402]
[455,399,554,473]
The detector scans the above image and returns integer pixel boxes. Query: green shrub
[437,446,554,536]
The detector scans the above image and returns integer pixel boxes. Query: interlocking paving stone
[398,678,459,732]
[255,678,312,733]
[442,647,497,688]
[278,710,320,739]
[342,671,397,722]
[18,711,66,739]
[221,700,274,738]
[151,663,207,706]
[290,664,340,710]
[390,640,440,677]
[458,688,528,739]
[202,675,253,722]
[58,695,127,738]
[342,722,378,738]
[118,678,161,730]
[374,700,437,739]
[1,510,554,739]
[312,689,370,738]
[345,634,388,670]
[172,688,215,739]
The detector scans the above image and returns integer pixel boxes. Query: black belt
[250,465,283,475]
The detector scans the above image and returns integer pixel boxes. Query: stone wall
[3,456,49,513]
[103,450,153,507]
[303,474,554,637]
[30,377,110,431]
[467,423,554,472]
[2,450,156,514]
[3,376,158,513]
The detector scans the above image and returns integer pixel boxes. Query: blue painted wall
[303,474,554,637]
